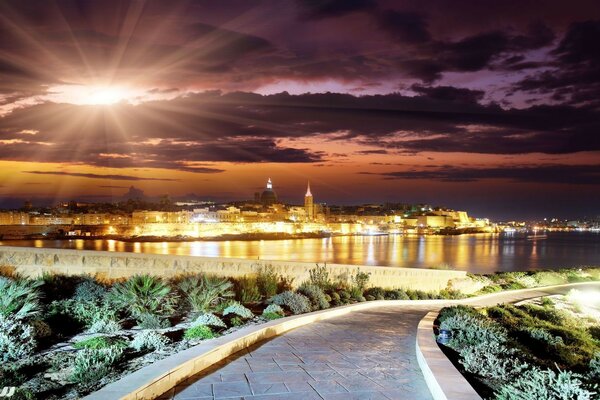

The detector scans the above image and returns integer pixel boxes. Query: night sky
[0,0,599,220]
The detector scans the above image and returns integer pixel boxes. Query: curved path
[158,283,599,400]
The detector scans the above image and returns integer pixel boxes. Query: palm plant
[108,275,176,326]
[0,277,43,321]
[178,275,234,314]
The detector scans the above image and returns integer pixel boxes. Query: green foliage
[178,274,233,313]
[589,353,600,380]
[88,319,122,334]
[192,313,227,329]
[234,276,261,304]
[364,287,385,300]
[383,289,410,300]
[223,302,254,319]
[269,291,311,315]
[495,367,596,400]
[440,313,508,351]
[108,275,176,327]
[525,327,564,346]
[74,280,107,303]
[351,269,370,291]
[130,330,169,351]
[184,325,215,340]
[256,265,280,298]
[438,305,482,324]
[230,316,244,326]
[308,264,331,289]
[460,341,528,381]
[0,277,43,321]
[263,304,284,316]
[73,336,128,350]
[69,346,123,384]
[262,312,283,320]
[0,315,36,362]
[136,312,170,329]
[297,283,330,311]
[0,364,27,388]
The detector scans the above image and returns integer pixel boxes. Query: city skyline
[1,1,600,220]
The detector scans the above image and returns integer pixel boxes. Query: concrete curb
[84,281,600,400]
[416,311,481,400]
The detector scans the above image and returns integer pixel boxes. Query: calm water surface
[2,232,600,274]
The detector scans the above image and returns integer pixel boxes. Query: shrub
[338,290,351,302]
[263,312,283,320]
[525,327,564,346]
[0,315,36,362]
[364,287,385,300]
[349,286,365,301]
[269,291,311,315]
[263,304,285,316]
[108,275,176,327]
[178,275,233,313]
[230,316,244,326]
[256,265,280,298]
[589,352,600,380]
[192,313,227,329]
[438,305,483,324]
[30,319,52,338]
[234,276,262,304]
[72,300,119,328]
[495,367,596,400]
[73,336,127,350]
[130,331,169,351]
[329,292,342,304]
[297,283,330,310]
[223,302,254,319]
[137,312,170,329]
[87,319,121,334]
[351,269,370,291]
[440,313,508,351]
[69,346,123,383]
[0,277,43,321]
[184,325,214,340]
[73,280,107,303]
[460,341,528,381]
[308,264,331,289]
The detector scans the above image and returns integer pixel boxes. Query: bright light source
[567,289,600,306]
[44,84,134,105]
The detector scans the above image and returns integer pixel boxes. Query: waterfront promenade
[155,283,600,400]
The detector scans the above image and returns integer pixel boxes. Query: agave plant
[108,275,176,325]
[178,275,234,313]
[0,277,43,321]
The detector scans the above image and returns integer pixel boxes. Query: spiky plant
[108,275,176,325]
[178,275,234,313]
[0,277,43,321]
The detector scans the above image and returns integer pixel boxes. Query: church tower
[304,182,314,221]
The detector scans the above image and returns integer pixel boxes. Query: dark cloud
[23,171,181,181]
[1,90,599,174]
[297,0,376,19]
[368,164,600,185]
[375,10,431,44]
[512,20,600,107]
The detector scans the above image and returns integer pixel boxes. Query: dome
[260,189,278,205]
[260,178,278,205]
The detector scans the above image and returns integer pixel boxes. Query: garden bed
[1,265,599,400]
[436,291,600,399]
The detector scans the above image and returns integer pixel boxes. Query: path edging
[416,311,482,400]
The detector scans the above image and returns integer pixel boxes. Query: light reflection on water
[3,232,600,274]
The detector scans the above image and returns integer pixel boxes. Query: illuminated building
[304,182,314,221]
[260,178,278,206]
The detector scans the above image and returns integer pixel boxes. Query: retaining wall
[0,245,466,291]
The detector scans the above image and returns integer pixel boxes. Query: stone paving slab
[158,307,432,400]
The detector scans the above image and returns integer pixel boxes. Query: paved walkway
[159,282,600,400]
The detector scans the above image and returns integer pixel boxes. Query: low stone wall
[0,245,466,291]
